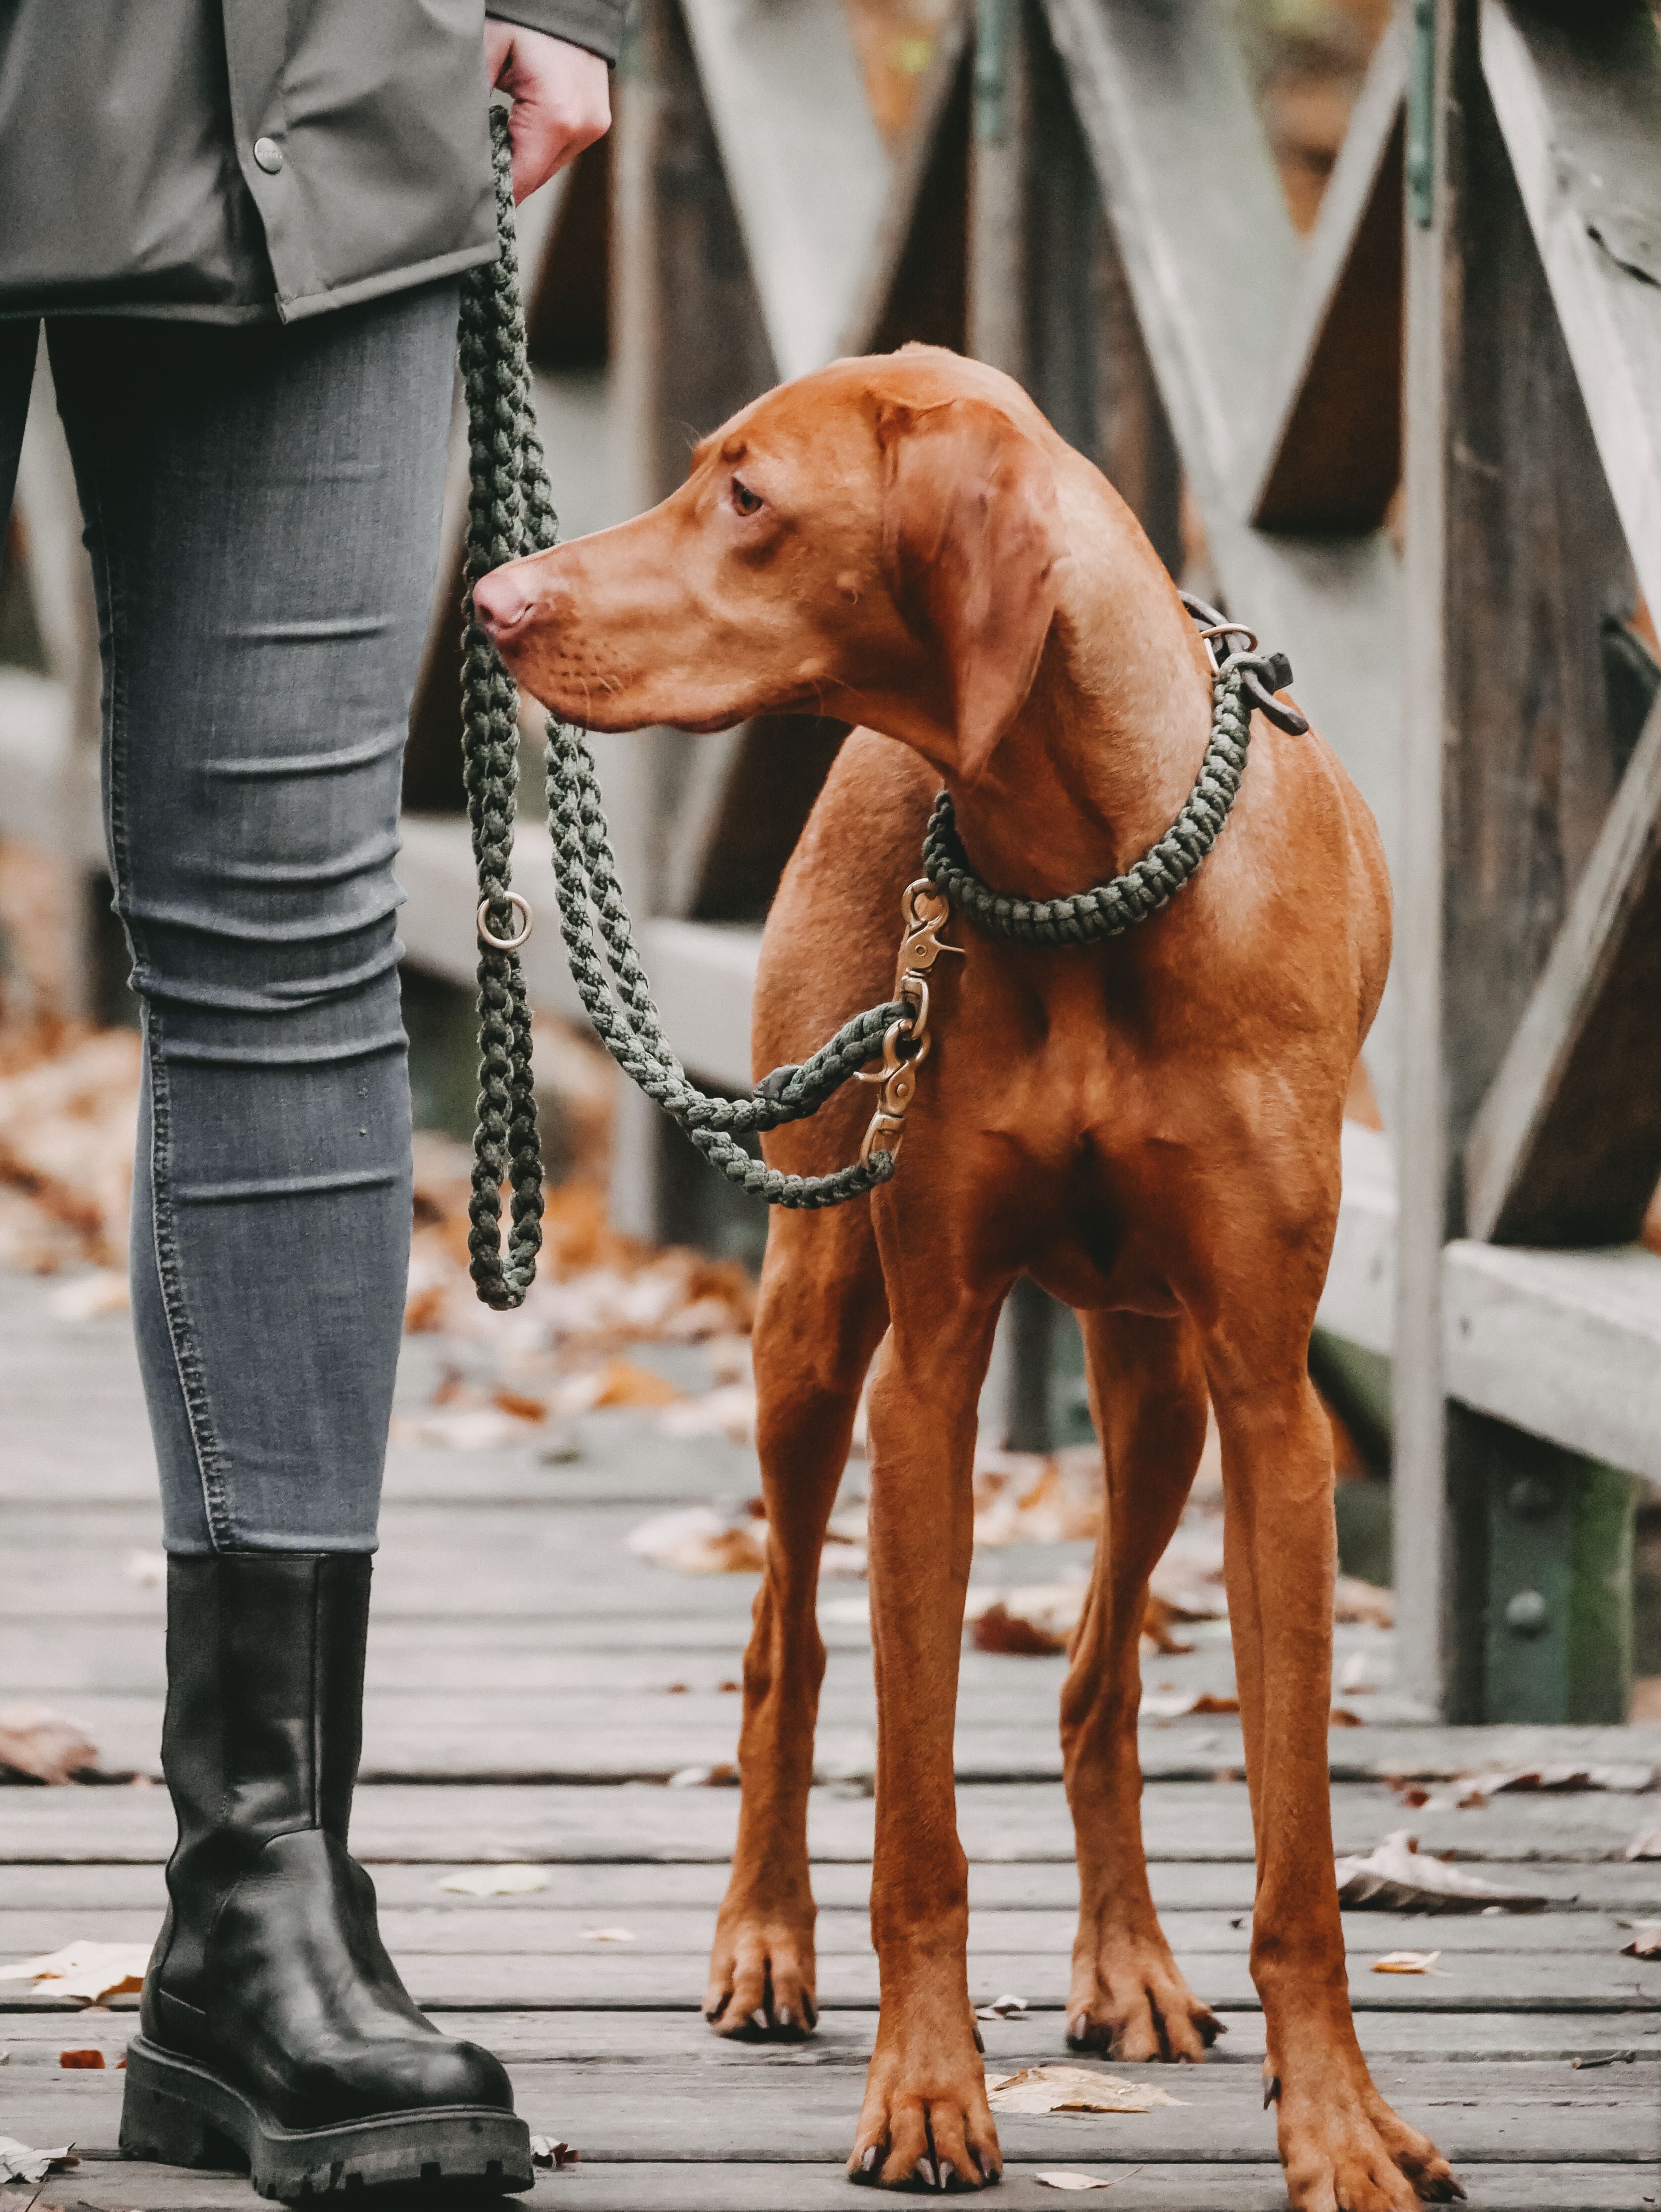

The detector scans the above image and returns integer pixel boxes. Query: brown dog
[473,348,1457,2210]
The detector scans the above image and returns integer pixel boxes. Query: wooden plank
[1443,1244,1661,1490]
[1319,1122,1398,1356]
[6,2006,1657,2068]
[1244,23,1405,531]
[1480,0,1661,635]
[4,1854,1655,1917]
[0,1905,1641,1962]
[10,2059,1660,2166]
[45,2164,1661,2210]
[3,1779,1655,1866]
[1463,688,1661,1246]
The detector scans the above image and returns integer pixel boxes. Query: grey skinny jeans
[28,286,458,1550]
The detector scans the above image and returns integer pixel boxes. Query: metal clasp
[858,879,962,1168]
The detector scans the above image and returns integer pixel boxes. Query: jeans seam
[145,1019,235,1549]
[91,483,234,1552]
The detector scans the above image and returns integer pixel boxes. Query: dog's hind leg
[704,1201,888,2042]
[1060,1309,1225,2062]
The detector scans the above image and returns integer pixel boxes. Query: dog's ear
[877,395,1063,783]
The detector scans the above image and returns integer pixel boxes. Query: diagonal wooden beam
[1037,0,1300,515]
[678,0,893,381]
[1482,0,1661,632]
[840,1,972,354]
[1243,22,1405,532]
[1463,665,1661,1247]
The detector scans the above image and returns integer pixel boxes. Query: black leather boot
[120,1553,532,2200]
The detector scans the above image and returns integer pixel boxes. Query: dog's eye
[730,476,763,517]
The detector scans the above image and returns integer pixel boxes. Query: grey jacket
[0,0,627,325]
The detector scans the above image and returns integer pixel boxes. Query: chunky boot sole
[121,2037,534,2201]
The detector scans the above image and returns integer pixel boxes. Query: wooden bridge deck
[2,1275,1659,2210]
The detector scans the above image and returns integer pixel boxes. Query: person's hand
[484,20,611,201]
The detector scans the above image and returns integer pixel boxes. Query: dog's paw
[1277,2075,1463,2210]
[848,2029,1001,2191]
[703,1905,818,2040]
[1066,1931,1222,2062]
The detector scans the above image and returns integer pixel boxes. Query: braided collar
[920,603,1303,946]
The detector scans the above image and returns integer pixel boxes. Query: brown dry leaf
[0,1941,153,2004]
[966,1581,1085,1655]
[529,2136,577,2168]
[58,2050,104,2069]
[1333,1577,1394,1628]
[591,1357,679,1410]
[1371,1950,1448,1975]
[1625,1826,1661,1861]
[0,1026,141,1266]
[1034,2176,1140,2195]
[666,1762,739,1789]
[491,1386,548,1424]
[1328,1707,1367,1728]
[976,1994,1029,2020]
[581,1927,635,1944]
[1139,1690,1238,1721]
[986,2066,1180,2116]
[0,1706,99,1785]
[1335,1831,1547,1913]
[1620,1923,1661,1958]
[627,1507,767,1576]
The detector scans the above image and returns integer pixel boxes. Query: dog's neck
[942,530,1214,903]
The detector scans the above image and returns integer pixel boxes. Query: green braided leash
[458,114,1294,1307]
[458,114,905,1308]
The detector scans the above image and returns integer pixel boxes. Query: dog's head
[472,348,1066,784]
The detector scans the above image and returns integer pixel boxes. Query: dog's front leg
[1210,1352,1461,2211]
[708,1203,888,2040]
[851,1284,1003,2193]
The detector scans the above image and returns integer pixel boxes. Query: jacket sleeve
[485,0,627,66]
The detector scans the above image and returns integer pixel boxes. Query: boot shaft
[162,1552,370,1857]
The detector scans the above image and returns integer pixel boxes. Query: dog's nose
[472,571,533,640]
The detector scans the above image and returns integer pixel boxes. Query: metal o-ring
[477,893,534,952]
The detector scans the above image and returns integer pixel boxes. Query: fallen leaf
[1620,1924,1661,1959]
[667,1762,738,1789]
[1625,1827,1661,1861]
[0,1941,153,2004]
[1370,1950,1448,1975]
[1339,1650,1377,1695]
[0,1706,99,1785]
[57,2051,104,2069]
[1480,1762,1655,1795]
[1140,1690,1238,1722]
[1333,1577,1394,1628]
[582,1927,635,1943]
[985,2066,1180,2115]
[529,2136,577,2167]
[0,2137,79,2185]
[628,1506,767,1576]
[966,1581,1087,1655]
[1034,2170,1141,2192]
[1140,1594,1194,1655]
[47,1269,128,1320]
[438,1864,549,1897]
[1335,1831,1548,1913]
[491,1386,548,1424]
[976,1994,1029,2020]
[659,1382,755,1443]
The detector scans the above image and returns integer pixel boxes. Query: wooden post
[1395,0,1641,1721]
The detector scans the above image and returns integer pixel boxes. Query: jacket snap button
[253,136,284,174]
